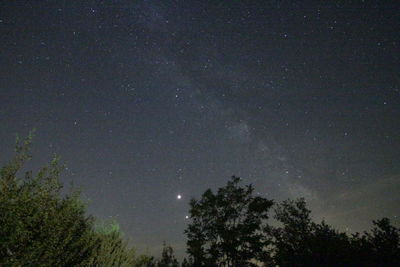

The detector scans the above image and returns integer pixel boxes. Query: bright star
[177,194,182,200]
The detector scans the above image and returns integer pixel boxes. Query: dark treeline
[183,177,399,267]
[1,135,399,266]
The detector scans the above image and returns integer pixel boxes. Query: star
[1,0,398,260]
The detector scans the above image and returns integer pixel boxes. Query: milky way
[0,1,399,257]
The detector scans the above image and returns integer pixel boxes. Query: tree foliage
[88,221,139,266]
[186,181,399,267]
[0,134,95,266]
[270,198,400,267]
[0,133,151,266]
[270,198,353,266]
[352,217,400,266]
[185,176,274,266]
[154,242,179,267]
[2,135,399,266]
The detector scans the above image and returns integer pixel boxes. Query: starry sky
[1,0,399,258]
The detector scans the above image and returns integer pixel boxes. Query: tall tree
[88,221,139,267]
[270,198,400,267]
[362,217,400,266]
[0,134,152,266]
[0,133,96,266]
[270,198,355,266]
[185,176,274,267]
[156,242,179,267]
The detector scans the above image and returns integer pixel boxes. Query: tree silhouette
[0,134,152,266]
[359,217,400,266]
[0,134,96,266]
[87,221,139,266]
[3,135,399,266]
[185,176,273,267]
[156,242,179,267]
[270,198,400,267]
[180,258,193,267]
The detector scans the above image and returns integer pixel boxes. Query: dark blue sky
[1,0,399,257]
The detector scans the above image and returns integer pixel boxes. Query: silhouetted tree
[156,242,179,267]
[5,135,398,266]
[270,198,359,266]
[185,176,274,267]
[353,217,400,266]
[0,133,152,266]
[0,133,96,266]
[180,258,193,267]
[87,221,140,266]
[269,198,400,267]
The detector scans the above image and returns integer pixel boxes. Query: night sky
[1,1,399,258]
